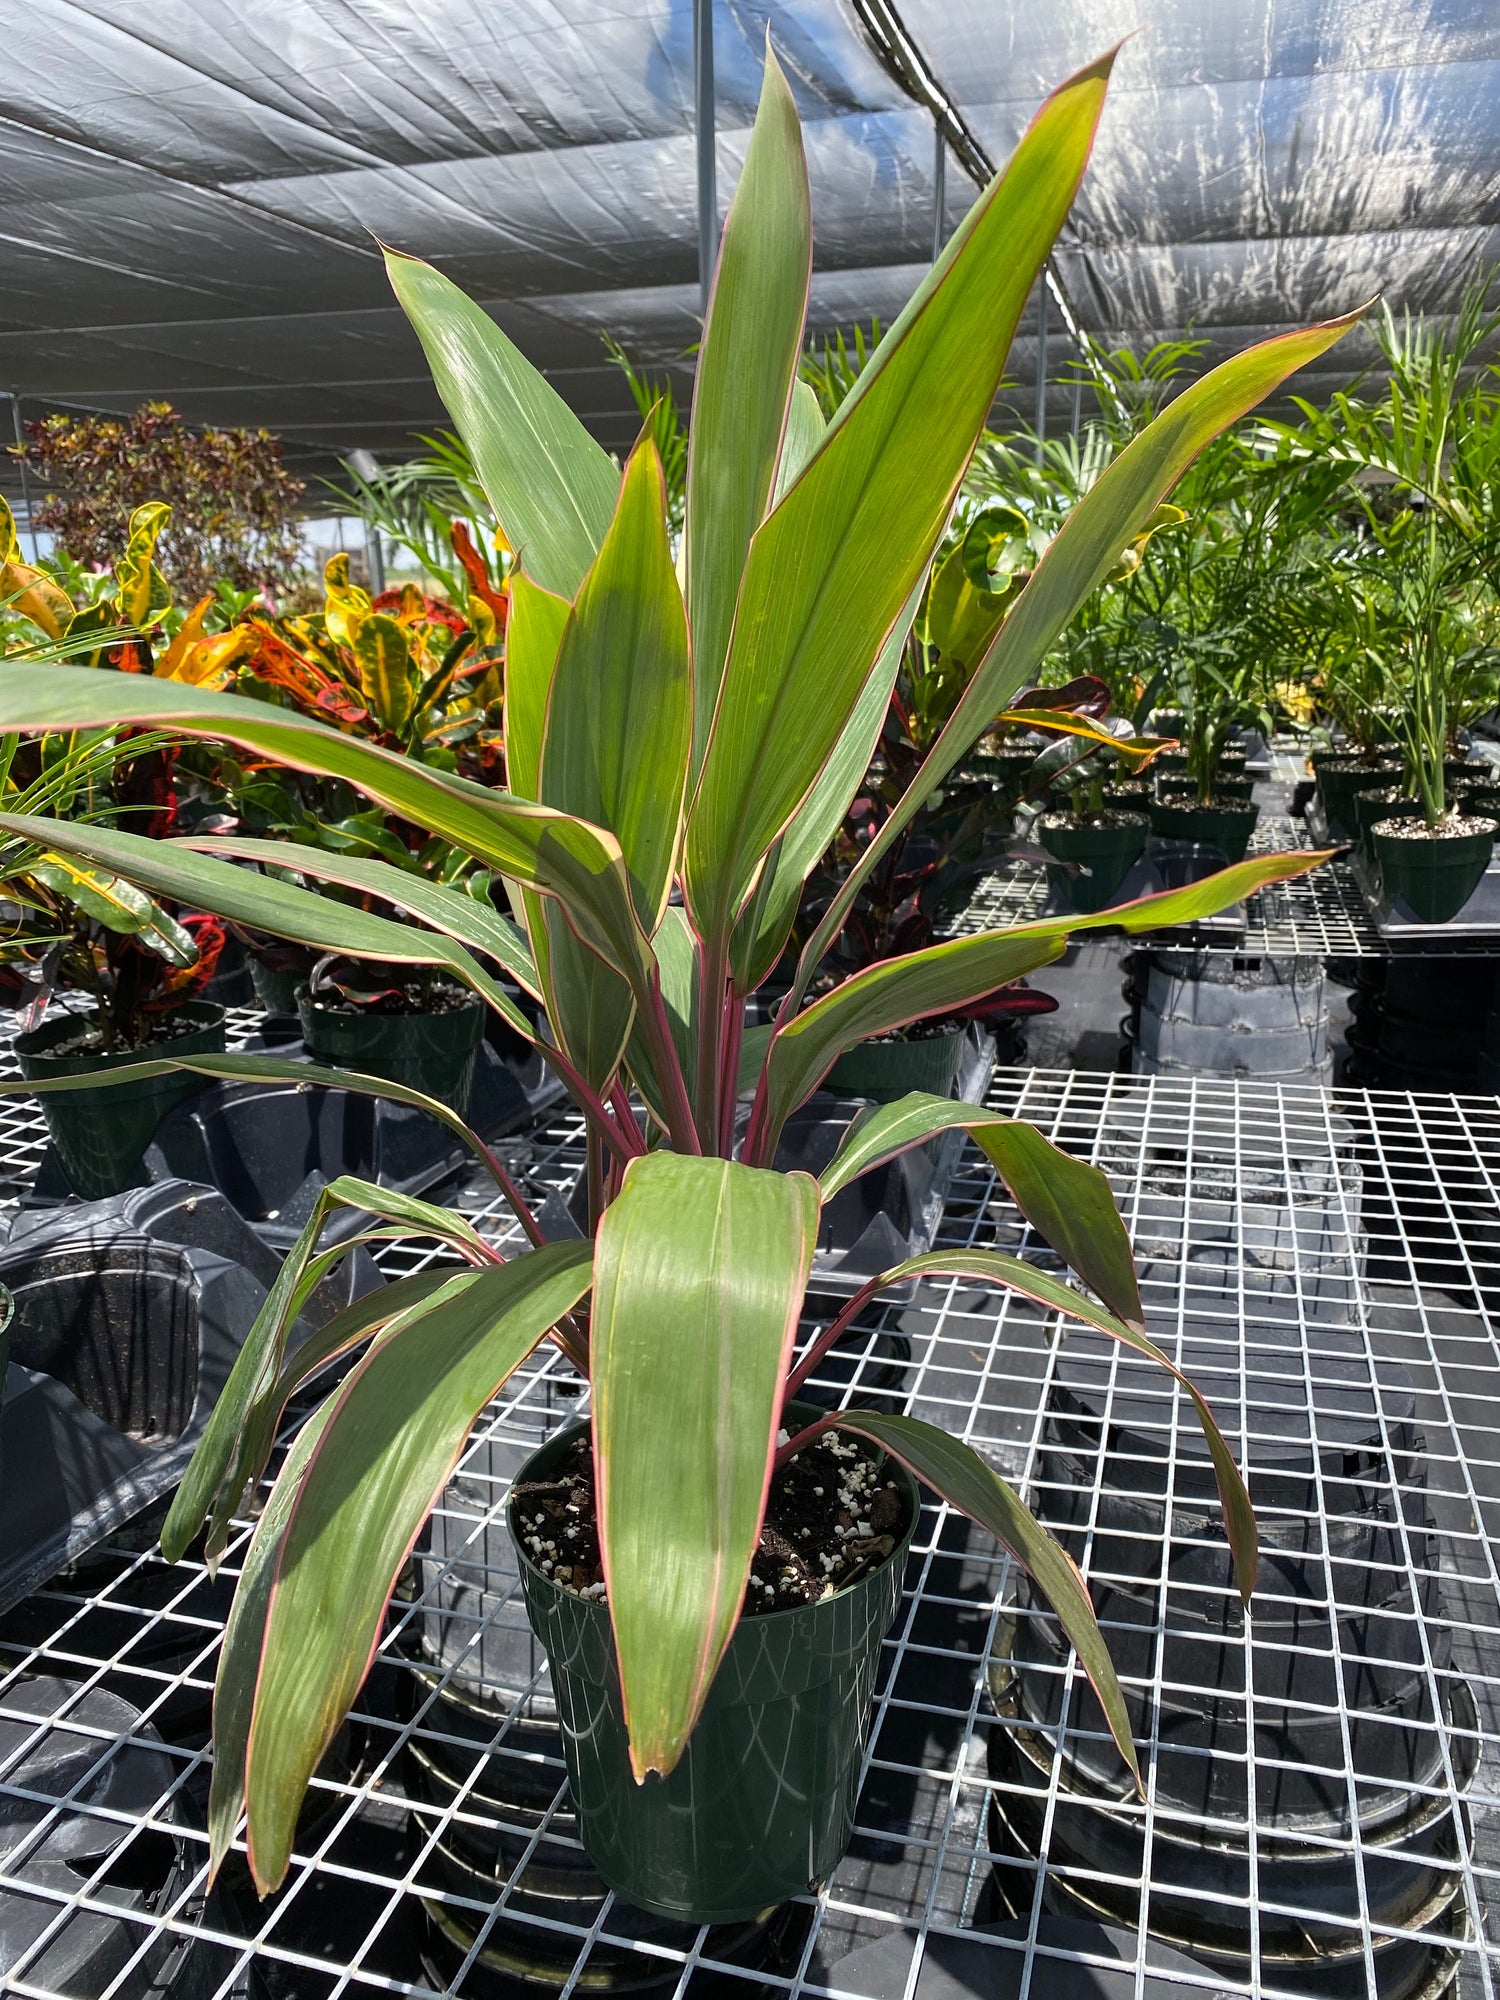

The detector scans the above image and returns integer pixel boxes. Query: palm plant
[1275,287,1500,824]
[0,48,1351,1900]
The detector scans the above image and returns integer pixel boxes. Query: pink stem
[640,965,702,1154]
[694,933,728,1149]
[785,1276,884,1398]
[717,986,744,1157]
[469,1136,549,1249]
[608,1082,648,1158]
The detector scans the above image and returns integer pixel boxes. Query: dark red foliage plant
[14,401,306,602]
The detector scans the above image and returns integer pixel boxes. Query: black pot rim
[14,996,227,1061]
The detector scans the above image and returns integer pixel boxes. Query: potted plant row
[0,47,1349,1923]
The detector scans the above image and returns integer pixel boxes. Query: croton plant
[0,46,1347,1894]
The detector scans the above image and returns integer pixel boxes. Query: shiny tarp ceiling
[3,1,1498,487]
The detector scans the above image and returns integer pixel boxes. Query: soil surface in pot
[513,1429,909,1613]
[308,978,475,1017]
[1039,809,1145,831]
[1372,813,1497,839]
[39,1008,215,1061]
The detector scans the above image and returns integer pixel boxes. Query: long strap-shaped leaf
[825,1411,1140,1788]
[535,435,692,1088]
[754,849,1334,1155]
[822,1093,1141,1330]
[385,253,620,601]
[685,40,811,774]
[789,312,1364,998]
[592,1152,819,1778]
[238,1243,595,1892]
[187,835,541,1000]
[0,1049,538,1237]
[790,1248,1253,1600]
[684,51,1116,940]
[0,668,658,1011]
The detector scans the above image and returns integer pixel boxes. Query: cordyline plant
[0,47,1350,1896]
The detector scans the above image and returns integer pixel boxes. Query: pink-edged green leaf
[820,1095,1141,1329]
[241,1242,594,1892]
[592,1151,819,1778]
[684,52,1116,939]
[794,313,1364,987]
[686,41,811,774]
[729,573,924,995]
[385,251,619,601]
[831,1410,1140,1788]
[760,850,1334,1150]
[0,668,659,1009]
[0,1049,528,1219]
[535,435,691,1088]
[185,834,541,1005]
[813,1254,1253,1603]
[504,570,571,805]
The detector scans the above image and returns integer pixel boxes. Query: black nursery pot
[15,1001,227,1201]
[1146,798,1259,864]
[508,1409,919,1925]
[1372,816,1498,924]
[1350,785,1420,853]
[1037,813,1148,914]
[1315,759,1401,839]
[298,992,484,1112]
[825,1021,966,1103]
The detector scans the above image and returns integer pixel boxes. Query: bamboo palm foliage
[0,47,1352,1895]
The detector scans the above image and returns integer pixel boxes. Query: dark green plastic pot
[1147,799,1259,863]
[1351,786,1419,854]
[825,1022,966,1103]
[1372,817,1497,924]
[985,747,1038,794]
[1037,812,1148,914]
[15,1001,227,1201]
[298,994,483,1112]
[1315,760,1401,839]
[510,1412,919,1924]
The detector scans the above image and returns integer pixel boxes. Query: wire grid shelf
[0,1006,272,1199]
[952,819,1500,958]
[0,1070,1495,1999]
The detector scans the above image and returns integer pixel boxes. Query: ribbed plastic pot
[1037,813,1148,914]
[298,995,483,1111]
[825,1023,965,1103]
[15,1002,226,1201]
[510,1412,919,1924]
[1146,799,1259,863]
[1372,818,1497,924]
[1314,760,1400,839]
[1350,786,1419,855]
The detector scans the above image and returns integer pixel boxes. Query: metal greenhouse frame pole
[694,0,717,318]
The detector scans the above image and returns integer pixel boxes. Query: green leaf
[187,835,541,1005]
[209,1393,335,1879]
[543,435,691,929]
[728,573,924,994]
[832,1410,1140,1788]
[30,855,198,964]
[504,571,571,804]
[771,382,824,508]
[199,1270,478,1598]
[622,904,698,1128]
[683,53,1115,937]
[242,1243,595,1892]
[0,813,527,1029]
[0,1050,528,1218]
[592,1152,819,1777]
[685,43,811,773]
[761,849,1334,1150]
[0,668,661,1022]
[385,251,620,601]
[534,435,691,1086]
[820,1095,1141,1330]
[352,613,414,734]
[795,313,1364,979]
